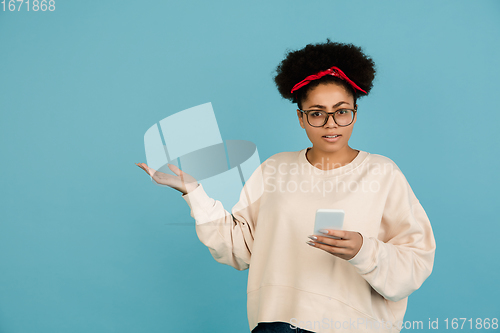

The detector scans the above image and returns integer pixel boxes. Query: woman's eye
[310,112,323,117]
[337,110,348,115]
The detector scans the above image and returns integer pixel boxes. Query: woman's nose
[324,113,338,128]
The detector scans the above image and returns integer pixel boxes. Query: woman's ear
[297,109,305,129]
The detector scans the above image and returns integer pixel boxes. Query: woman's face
[296,83,357,155]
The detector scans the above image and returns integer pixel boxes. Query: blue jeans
[251,321,315,333]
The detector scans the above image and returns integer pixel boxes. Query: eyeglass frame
[297,106,357,127]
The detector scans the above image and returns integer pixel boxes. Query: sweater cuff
[181,184,223,225]
[347,233,376,274]
[181,183,209,206]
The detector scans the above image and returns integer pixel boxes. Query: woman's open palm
[136,163,199,195]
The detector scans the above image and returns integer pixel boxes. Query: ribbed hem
[247,284,401,333]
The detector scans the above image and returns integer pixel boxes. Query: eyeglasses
[298,108,357,127]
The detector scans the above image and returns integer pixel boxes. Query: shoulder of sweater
[365,152,418,201]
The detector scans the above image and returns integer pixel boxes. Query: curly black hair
[273,38,376,109]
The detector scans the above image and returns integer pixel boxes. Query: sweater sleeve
[181,164,264,271]
[347,169,436,302]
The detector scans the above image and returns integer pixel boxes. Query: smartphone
[314,209,344,240]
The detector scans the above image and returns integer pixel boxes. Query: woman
[137,39,436,333]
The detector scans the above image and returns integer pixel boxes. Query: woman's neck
[306,146,359,171]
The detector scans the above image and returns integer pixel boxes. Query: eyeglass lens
[307,110,354,126]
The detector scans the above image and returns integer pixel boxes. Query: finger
[136,163,151,175]
[310,236,347,248]
[167,164,190,185]
[321,229,349,240]
[138,163,158,177]
[136,163,148,170]
[146,165,158,175]
[175,167,195,184]
[168,164,195,182]
[307,241,348,256]
[167,163,183,176]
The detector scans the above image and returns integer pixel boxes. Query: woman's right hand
[136,162,199,195]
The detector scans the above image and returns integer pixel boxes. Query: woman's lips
[322,134,341,142]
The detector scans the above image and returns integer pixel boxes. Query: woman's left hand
[306,230,363,260]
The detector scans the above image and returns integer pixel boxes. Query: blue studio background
[1,1,499,332]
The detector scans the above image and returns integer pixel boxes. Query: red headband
[290,66,367,94]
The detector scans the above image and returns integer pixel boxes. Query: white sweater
[181,148,436,333]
